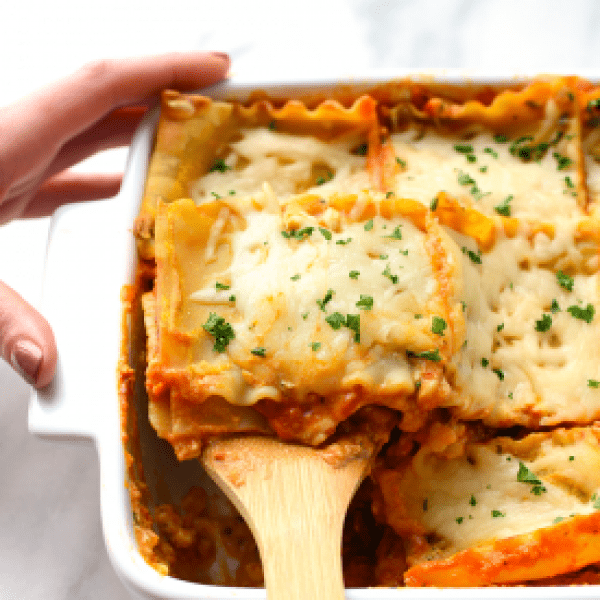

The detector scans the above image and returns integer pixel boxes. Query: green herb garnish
[356,295,374,310]
[202,312,235,352]
[567,303,595,323]
[494,195,513,217]
[556,270,574,291]
[316,289,334,311]
[431,316,447,336]
[407,349,442,362]
[535,314,552,332]
[209,158,231,172]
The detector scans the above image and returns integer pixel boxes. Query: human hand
[0,51,230,387]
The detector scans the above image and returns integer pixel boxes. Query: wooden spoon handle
[202,437,371,600]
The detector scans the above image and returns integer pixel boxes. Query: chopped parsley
[517,461,547,495]
[494,195,513,217]
[479,165,488,173]
[565,176,575,189]
[484,147,499,158]
[325,312,346,330]
[215,282,230,290]
[481,357,489,367]
[349,270,360,279]
[509,136,537,160]
[535,313,552,332]
[553,152,573,170]
[455,516,464,524]
[356,295,374,310]
[316,171,334,185]
[551,299,561,313]
[316,289,334,311]
[281,227,314,240]
[469,495,477,506]
[211,191,222,199]
[556,270,574,291]
[407,349,442,362]
[384,225,403,240]
[251,347,267,357]
[494,134,508,143]
[567,303,595,323]
[353,143,368,156]
[491,510,505,518]
[209,158,231,172]
[346,314,361,342]
[364,219,374,231]
[229,295,236,302]
[454,144,474,154]
[310,342,321,352]
[588,379,600,388]
[336,237,352,245]
[431,316,447,336]
[202,312,235,352]
[462,246,482,264]
[382,263,399,284]
[457,170,475,186]
[497,322,504,332]
[587,98,600,112]
[430,197,439,211]
[493,368,505,381]
[290,273,301,281]
[396,157,407,168]
[319,227,332,240]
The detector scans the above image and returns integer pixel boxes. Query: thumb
[0,281,57,388]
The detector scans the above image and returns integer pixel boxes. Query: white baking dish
[28,72,600,600]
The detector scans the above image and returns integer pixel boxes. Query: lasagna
[122,75,600,587]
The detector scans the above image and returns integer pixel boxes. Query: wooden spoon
[202,435,373,600]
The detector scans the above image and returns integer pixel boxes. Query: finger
[0,52,229,184]
[0,281,57,388]
[21,171,123,218]
[41,106,148,179]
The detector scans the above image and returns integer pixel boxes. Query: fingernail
[210,52,230,63]
[10,339,42,385]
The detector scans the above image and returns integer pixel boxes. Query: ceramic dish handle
[28,197,127,442]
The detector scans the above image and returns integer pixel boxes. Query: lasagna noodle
[135,90,380,259]
[373,425,600,586]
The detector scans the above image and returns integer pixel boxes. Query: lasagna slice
[373,424,600,586]
[144,191,464,458]
[446,214,600,427]
[383,76,586,222]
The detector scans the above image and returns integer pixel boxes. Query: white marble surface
[1,1,600,598]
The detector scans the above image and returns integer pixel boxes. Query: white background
[1,1,600,598]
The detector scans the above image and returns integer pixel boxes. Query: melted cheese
[153,192,463,430]
[391,129,582,221]
[448,220,600,426]
[191,128,370,200]
[377,427,600,565]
